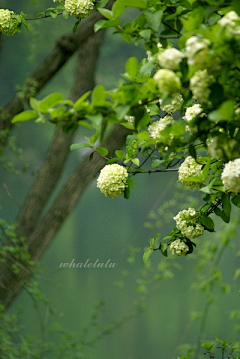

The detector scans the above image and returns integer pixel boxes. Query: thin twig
[26,12,63,21]
[132,168,178,175]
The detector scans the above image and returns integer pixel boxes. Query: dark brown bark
[15,31,105,240]
[0,124,131,308]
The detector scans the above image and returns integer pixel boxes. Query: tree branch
[0,6,110,139]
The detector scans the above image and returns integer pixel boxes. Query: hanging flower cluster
[97,164,128,199]
[148,116,175,141]
[157,48,184,70]
[174,208,204,239]
[160,93,184,114]
[169,239,189,256]
[64,0,94,18]
[221,159,240,193]
[178,156,203,189]
[0,9,18,36]
[153,69,181,93]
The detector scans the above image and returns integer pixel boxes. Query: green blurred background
[1,1,240,358]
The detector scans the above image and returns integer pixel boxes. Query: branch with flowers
[5,0,240,262]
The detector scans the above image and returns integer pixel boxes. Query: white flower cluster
[160,93,184,114]
[147,42,162,62]
[124,115,135,125]
[221,158,240,193]
[53,0,65,4]
[65,0,93,18]
[97,164,128,199]
[183,104,202,123]
[153,69,181,93]
[185,36,210,68]
[178,156,203,189]
[169,239,189,256]
[157,48,184,70]
[174,208,204,239]
[218,11,240,36]
[0,9,18,36]
[190,69,213,103]
[148,116,175,141]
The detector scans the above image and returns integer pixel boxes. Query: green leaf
[139,29,152,41]
[200,215,214,232]
[125,57,138,80]
[214,207,222,218]
[12,110,38,123]
[96,147,109,156]
[94,19,121,32]
[144,10,163,31]
[115,105,130,120]
[91,85,105,105]
[126,176,134,189]
[49,107,65,119]
[96,0,109,8]
[160,242,168,257]
[150,233,160,247]
[39,93,63,113]
[222,195,231,222]
[143,248,153,263]
[124,186,131,199]
[73,19,81,38]
[189,145,196,159]
[30,97,40,111]
[151,159,165,168]
[74,91,91,110]
[97,8,113,20]
[112,1,125,18]
[231,195,240,208]
[181,6,205,31]
[181,176,203,183]
[131,158,140,166]
[62,10,69,19]
[70,143,93,150]
[202,158,211,181]
[90,132,99,144]
[86,113,103,126]
[208,100,235,122]
[115,150,125,159]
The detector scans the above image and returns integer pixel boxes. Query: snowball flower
[157,48,184,70]
[53,0,65,4]
[178,156,203,189]
[154,69,181,93]
[0,9,18,36]
[97,164,128,199]
[190,69,213,103]
[174,208,204,239]
[160,93,184,113]
[218,11,240,36]
[185,36,210,68]
[183,104,203,123]
[169,239,189,256]
[148,115,175,141]
[221,159,240,193]
[64,0,93,18]
[124,115,135,125]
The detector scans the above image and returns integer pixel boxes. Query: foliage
[9,0,240,260]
